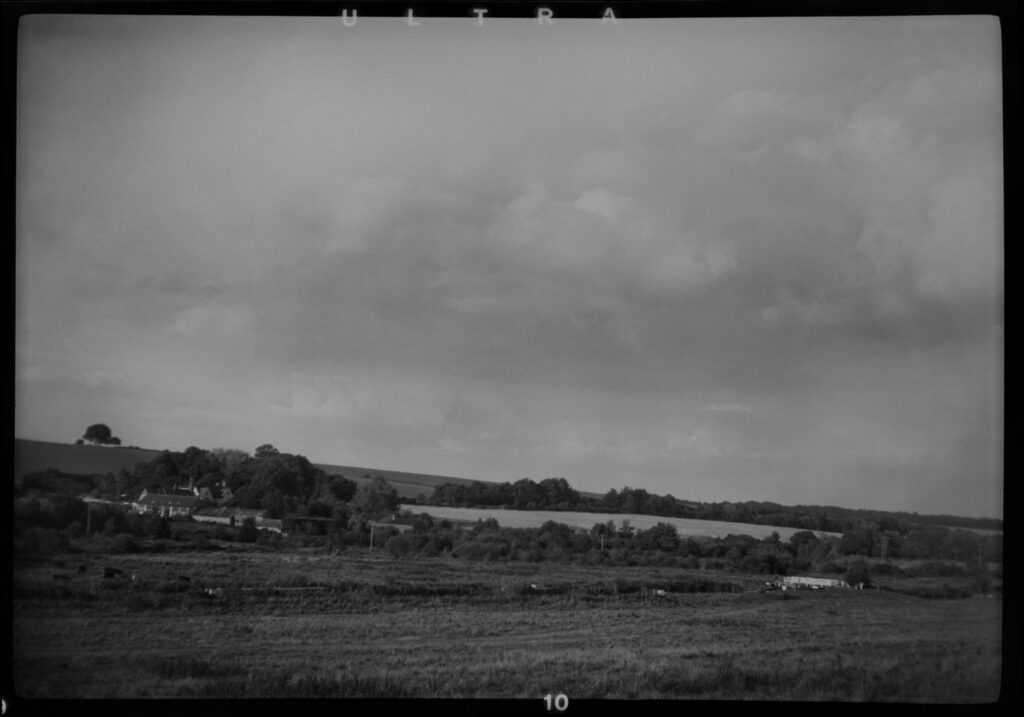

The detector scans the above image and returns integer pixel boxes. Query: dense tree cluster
[428,477,580,510]
[106,445,360,519]
[12,444,394,553]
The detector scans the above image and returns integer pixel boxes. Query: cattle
[52,574,71,582]
[177,575,191,585]
[201,587,224,600]
[103,567,124,579]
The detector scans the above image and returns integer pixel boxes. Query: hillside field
[14,439,164,479]
[14,438,480,500]
[402,504,839,541]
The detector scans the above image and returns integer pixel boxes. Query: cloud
[696,89,842,153]
[573,188,634,226]
[167,303,254,337]
[700,403,755,413]
[269,372,451,433]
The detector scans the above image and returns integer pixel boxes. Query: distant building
[132,490,201,518]
[779,576,848,590]
[192,507,284,534]
[257,517,284,534]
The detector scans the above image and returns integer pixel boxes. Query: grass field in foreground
[401,504,839,541]
[13,548,1001,701]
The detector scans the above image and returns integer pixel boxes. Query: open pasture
[402,504,839,540]
[14,438,163,480]
[13,548,1000,701]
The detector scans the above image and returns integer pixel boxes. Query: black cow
[103,567,124,579]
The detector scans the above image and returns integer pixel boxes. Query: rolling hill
[14,438,601,502]
[13,438,488,501]
[15,438,165,479]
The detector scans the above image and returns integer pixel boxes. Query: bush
[110,533,138,553]
[844,560,872,587]
[238,517,259,543]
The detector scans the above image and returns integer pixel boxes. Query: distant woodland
[13,444,1002,586]
[424,478,1001,533]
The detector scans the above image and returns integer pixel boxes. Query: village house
[132,489,201,519]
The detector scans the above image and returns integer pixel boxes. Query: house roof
[135,494,201,508]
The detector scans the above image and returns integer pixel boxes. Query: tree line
[14,444,1001,577]
[424,480,1001,535]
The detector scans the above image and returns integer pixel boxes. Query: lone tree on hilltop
[254,444,280,459]
[81,423,121,446]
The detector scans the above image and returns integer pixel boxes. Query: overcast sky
[16,13,1003,518]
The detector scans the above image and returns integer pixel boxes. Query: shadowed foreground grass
[13,549,1002,701]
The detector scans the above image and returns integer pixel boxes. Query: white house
[132,490,201,518]
[780,575,848,590]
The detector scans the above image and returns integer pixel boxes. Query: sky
[16,12,1003,518]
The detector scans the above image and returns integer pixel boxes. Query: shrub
[238,517,258,543]
[844,560,872,587]
[110,533,138,553]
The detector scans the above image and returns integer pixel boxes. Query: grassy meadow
[12,546,1002,701]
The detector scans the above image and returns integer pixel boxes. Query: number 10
[543,693,569,712]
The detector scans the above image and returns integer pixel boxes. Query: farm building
[132,491,201,518]
[776,576,849,590]
[192,507,283,533]
[257,517,284,533]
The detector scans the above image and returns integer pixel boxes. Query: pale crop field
[400,505,839,540]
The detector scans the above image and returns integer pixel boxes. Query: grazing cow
[653,589,667,597]
[177,575,191,585]
[52,574,71,582]
[203,587,224,599]
[103,567,124,579]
